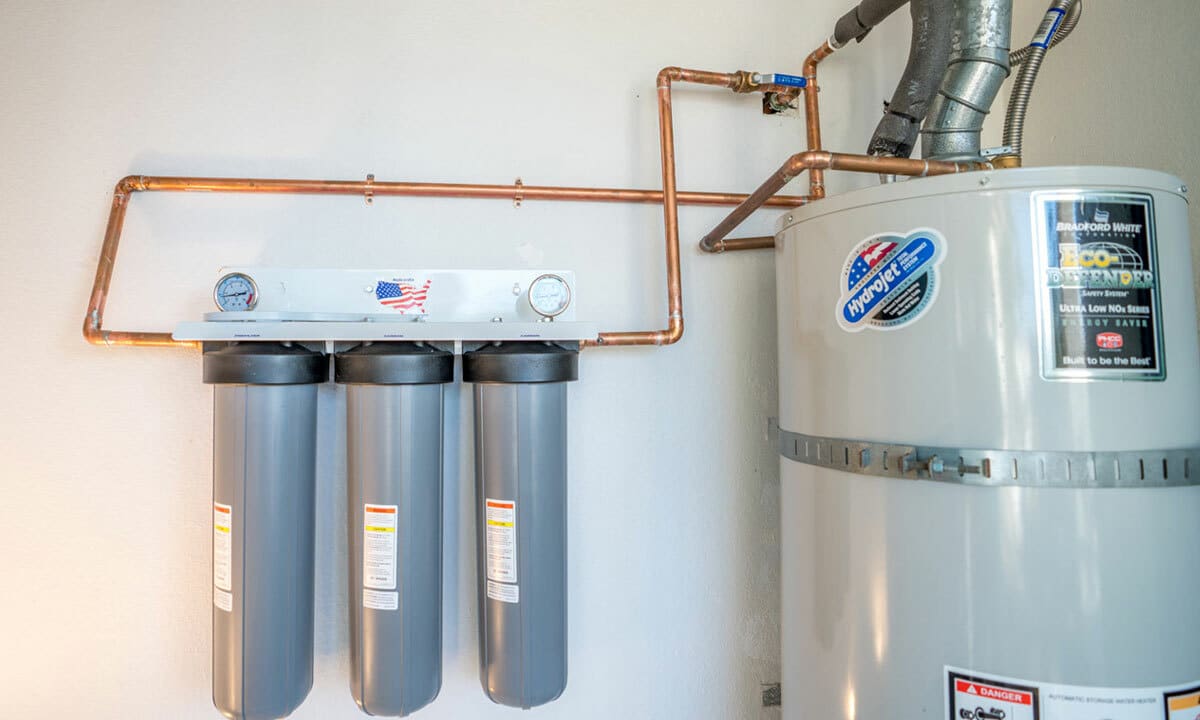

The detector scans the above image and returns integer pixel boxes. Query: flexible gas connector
[1001,0,1082,160]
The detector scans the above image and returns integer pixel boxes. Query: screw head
[1179,185,1189,194]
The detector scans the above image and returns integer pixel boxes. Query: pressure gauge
[214,272,258,311]
[527,273,571,319]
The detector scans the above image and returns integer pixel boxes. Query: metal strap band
[778,428,1200,488]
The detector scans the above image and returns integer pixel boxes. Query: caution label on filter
[363,504,397,590]
[485,498,519,603]
[213,502,232,612]
[486,579,519,604]
[485,499,517,582]
[363,589,398,611]
[947,667,1200,720]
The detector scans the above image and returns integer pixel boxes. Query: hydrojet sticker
[836,228,945,332]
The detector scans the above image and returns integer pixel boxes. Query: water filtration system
[174,270,588,719]
[81,0,1200,717]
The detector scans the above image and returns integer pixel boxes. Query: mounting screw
[512,283,521,296]
[1180,185,1189,194]
[363,285,374,293]
[978,176,991,187]
[785,215,793,223]
[491,316,503,322]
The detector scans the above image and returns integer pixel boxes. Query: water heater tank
[775,167,1200,719]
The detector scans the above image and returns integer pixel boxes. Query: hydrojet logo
[836,228,945,332]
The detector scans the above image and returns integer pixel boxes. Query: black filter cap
[334,342,454,385]
[203,342,329,385]
[462,342,579,384]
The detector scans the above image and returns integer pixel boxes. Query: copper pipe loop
[84,66,808,349]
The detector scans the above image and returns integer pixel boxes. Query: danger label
[958,678,1035,707]
[949,667,1200,720]
[950,672,1039,720]
[213,502,232,614]
[363,504,397,590]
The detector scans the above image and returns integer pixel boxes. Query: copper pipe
[84,67,801,349]
[698,151,989,252]
[801,40,837,198]
[83,180,201,348]
[583,66,737,348]
[121,175,810,208]
[713,236,777,252]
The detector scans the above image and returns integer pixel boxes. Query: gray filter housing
[204,343,328,720]
[463,342,578,708]
[336,343,454,717]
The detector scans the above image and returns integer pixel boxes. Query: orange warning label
[1167,687,1200,716]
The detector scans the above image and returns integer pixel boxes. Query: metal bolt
[785,215,793,223]
[978,176,991,187]
[1180,185,1189,194]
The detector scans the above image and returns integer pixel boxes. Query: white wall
[4,1,1195,718]
[0,2,906,718]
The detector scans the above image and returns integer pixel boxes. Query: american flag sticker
[375,278,432,313]
[835,228,945,333]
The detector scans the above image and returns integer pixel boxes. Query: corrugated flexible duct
[920,0,1013,160]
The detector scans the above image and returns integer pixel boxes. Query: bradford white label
[1034,192,1164,381]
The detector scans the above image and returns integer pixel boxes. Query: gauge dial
[214,273,258,311]
[528,273,571,319]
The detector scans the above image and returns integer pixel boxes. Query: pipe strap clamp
[778,428,1200,488]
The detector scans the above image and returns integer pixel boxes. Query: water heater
[775,166,1200,718]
